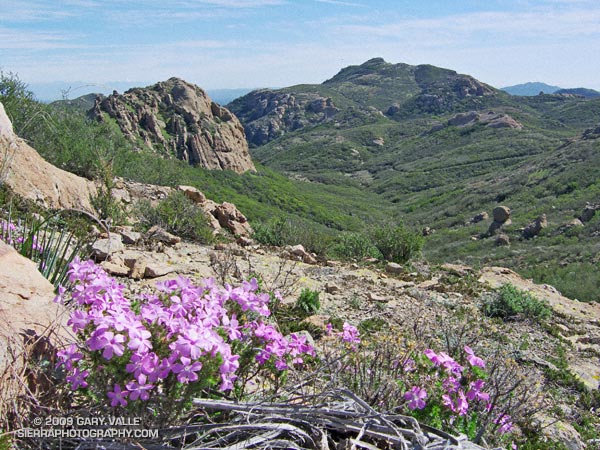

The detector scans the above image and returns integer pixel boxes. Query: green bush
[370,223,424,264]
[296,288,320,314]
[134,191,214,243]
[482,283,552,322]
[329,231,381,261]
[252,216,333,256]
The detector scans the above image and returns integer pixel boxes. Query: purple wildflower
[464,345,486,368]
[107,384,128,407]
[404,386,428,410]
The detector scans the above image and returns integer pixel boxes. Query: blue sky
[2,0,600,98]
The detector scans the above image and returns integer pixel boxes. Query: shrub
[296,288,320,314]
[135,191,213,243]
[329,231,381,261]
[482,283,552,322]
[54,260,315,423]
[252,216,333,256]
[370,223,424,264]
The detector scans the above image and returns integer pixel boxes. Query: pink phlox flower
[101,331,126,360]
[464,345,486,368]
[494,413,513,434]
[66,367,89,390]
[222,314,242,340]
[86,325,110,351]
[404,386,428,410]
[443,376,461,393]
[67,310,90,333]
[127,323,152,354]
[466,379,490,402]
[424,349,441,365]
[126,352,159,381]
[57,344,83,370]
[126,374,154,401]
[253,322,281,341]
[172,356,203,384]
[53,285,66,304]
[342,322,361,346]
[442,389,469,416]
[107,384,128,407]
[325,323,333,335]
[288,333,315,361]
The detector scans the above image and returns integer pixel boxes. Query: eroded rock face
[89,78,255,174]
[227,90,339,146]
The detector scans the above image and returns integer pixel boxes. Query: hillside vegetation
[2,59,600,302]
[227,59,600,301]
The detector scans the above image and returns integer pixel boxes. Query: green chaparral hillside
[2,60,599,302]
[227,58,600,301]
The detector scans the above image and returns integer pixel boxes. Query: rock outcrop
[89,78,255,174]
[0,102,97,211]
[580,203,599,223]
[488,206,512,235]
[522,214,548,239]
[442,111,523,132]
[227,90,339,146]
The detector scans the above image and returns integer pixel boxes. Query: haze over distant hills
[501,82,561,96]
[502,82,600,98]
[28,81,255,105]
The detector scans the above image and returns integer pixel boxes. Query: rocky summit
[89,78,255,174]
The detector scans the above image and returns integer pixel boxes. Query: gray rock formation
[89,78,255,174]
[227,90,339,146]
[522,214,548,239]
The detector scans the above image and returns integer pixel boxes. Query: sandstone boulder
[522,214,547,239]
[492,206,511,223]
[0,241,67,373]
[145,225,181,245]
[495,233,510,246]
[0,102,97,212]
[177,185,206,204]
[91,234,124,261]
[213,202,252,237]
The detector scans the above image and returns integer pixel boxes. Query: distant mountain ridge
[501,82,600,98]
[228,58,499,147]
[501,82,561,96]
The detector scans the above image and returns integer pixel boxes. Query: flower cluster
[402,346,512,434]
[55,258,315,408]
[326,321,361,349]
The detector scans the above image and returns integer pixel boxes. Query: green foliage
[252,216,334,256]
[358,317,387,333]
[370,223,424,264]
[134,191,214,243]
[329,231,381,261]
[482,283,552,322]
[296,288,320,314]
[0,208,95,290]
